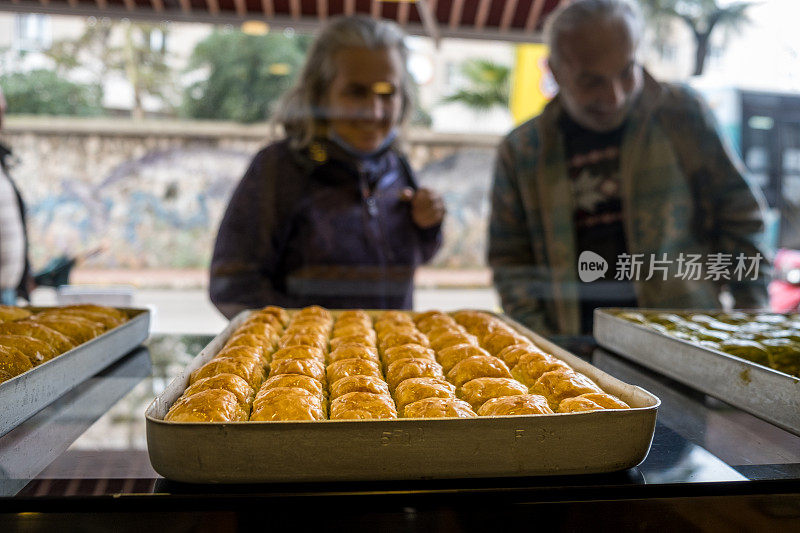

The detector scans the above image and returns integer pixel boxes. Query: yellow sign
[510,43,557,125]
[241,20,269,35]
[268,63,291,76]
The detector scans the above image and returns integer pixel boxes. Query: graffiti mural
[6,125,496,272]
[21,145,251,269]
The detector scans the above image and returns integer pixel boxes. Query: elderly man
[489,0,769,335]
[0,86,32,305]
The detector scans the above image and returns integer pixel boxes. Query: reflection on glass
[66,335,211,451]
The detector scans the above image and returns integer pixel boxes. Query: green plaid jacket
[489,72,770,335]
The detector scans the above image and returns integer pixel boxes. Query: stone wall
[2,117,501,271]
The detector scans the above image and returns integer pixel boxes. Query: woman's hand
[401,187,445,229]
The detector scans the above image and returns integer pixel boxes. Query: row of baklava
[0,304,128,384]
[326,310,396,419]
[250,305,332,421]
[162,307,630,422]
[165,305,291,422]
[373,311,475,417]
[448,310,629,413]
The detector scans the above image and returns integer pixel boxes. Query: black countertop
[1,333,798,530]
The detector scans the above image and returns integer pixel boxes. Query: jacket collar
[298,137,397,187]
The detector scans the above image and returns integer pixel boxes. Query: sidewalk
[70,267,493,289]
[34,269,500,335]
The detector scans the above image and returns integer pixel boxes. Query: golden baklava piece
[34,308,120,330]
[385,358,445,390]
[415,312,458,334]
[436,344,491,373]
[259,373,325,399]
[64,304,127,321]
[0,334,58,366]
[164,389,247,422]
[215,345,264,364]
[235,322,281,346]
[0,345,33,383]
[326,358,383,385]
[0,305,32,323]
[382,343,437,366]
[330,391,398,420]
[477,394,554,416]
[271,345,325,363]
[457,377,529,411]
[531,368,603,410]
[0,321,75,353]
[558,392,630,413]
[427,327,478,352]
[332,325,376,342]
[480,330,534,356]
[393,377,456,413]
[336,309,372,324]
[328,343,380,364]
[31,315,103,345]
[288,317,332,334]
[412,310,444,324]
[446,355,512,389]
[329,375,390,399]
[511,352,572,388]
[278,333,329,354]
[373,315,414,336]
[182,373,254,413]
[190,356,264,390]
[376,310,413,324]
[378,330,430,352]
[268,358,326,383]
[255,305,291,328]
[250,387,326,421]
[224,333,273,362]
[283,322,330,337]
[241,311,284,332]
[40,305,127,331]
[403,397,477,419]
[495,343,548,369]
[330,334,376,350]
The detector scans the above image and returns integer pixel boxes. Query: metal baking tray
[146,310,659,483]
[0,307,151,438]
[593,308,800,436]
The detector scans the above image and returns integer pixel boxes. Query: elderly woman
[210,16,444,318]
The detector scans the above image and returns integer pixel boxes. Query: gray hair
[274,15,412,149]
[545,0,643,67]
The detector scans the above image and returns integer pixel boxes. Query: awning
[0,0,570,42]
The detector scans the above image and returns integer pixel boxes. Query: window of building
[149,28,167,54]
[14,14,52,51]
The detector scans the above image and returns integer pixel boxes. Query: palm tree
[639,0,755,76]
[442,59,510,111]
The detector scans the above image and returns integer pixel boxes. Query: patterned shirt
[561,114,638,333]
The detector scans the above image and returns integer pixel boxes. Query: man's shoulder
[501,114,544,154]
[653,80,708,122]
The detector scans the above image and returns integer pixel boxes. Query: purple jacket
[210,139,442,318]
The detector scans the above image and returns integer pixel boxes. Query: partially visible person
[210,16,444,318]
[489,0,769,336]
[0,86,32,305]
